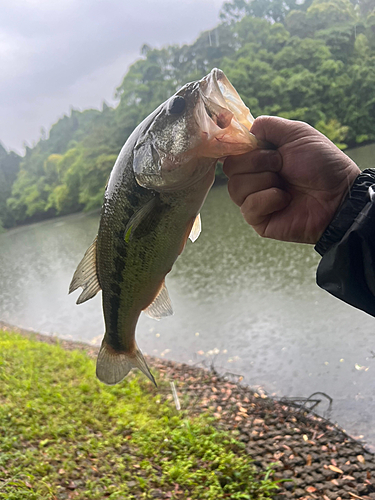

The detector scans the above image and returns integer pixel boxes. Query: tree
[3,0,375,228]
[220,0,313,24]
[350,0,375,17]
[0,144,21,229]
[305,0,357,31]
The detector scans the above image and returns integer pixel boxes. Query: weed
[0,330,279,499]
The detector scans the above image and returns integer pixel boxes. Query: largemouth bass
[69,68,263,385]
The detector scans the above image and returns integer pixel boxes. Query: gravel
[3,320,375,500]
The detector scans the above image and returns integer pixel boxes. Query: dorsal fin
[69,237,101,304]
[189,213,201,242]
[144,281,173,320]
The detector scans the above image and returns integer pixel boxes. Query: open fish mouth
[199,68,255,131]
[133,68,270,192]
[194,68,261,156]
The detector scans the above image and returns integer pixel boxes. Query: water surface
[1,143,375,448]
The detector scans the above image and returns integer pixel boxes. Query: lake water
[1,143,375,448]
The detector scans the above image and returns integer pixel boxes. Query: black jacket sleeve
[314,169,375,317]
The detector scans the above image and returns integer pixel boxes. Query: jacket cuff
[314,169,375,256]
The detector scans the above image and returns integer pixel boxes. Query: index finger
[251,115,316,148]
[223,149,282,178]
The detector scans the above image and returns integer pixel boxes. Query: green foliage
[2,0,375,228]
[350,0,375,17]
[315,118,349,148]
[0,330,279,499]
[220,0,313,24]
[0,145,20,228]
[306,0,356,31]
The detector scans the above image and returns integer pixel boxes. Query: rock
[292,477,304,486]
[322,480,336,490]
[151,490,163,498]
[303,465,313,474]
[326,492,339,499]
[291,457,306,466]
[303,474,316,485]
[283,470,294,479]
[18,328,375,500]
[238,434,249,443]
[311,472,324,482]
[283,492,293,498]
[357,484,368,494]
[314,482,326,490]
[340,464,353,473]
[285,481,295,491]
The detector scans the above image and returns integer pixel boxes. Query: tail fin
[96,339,156,386]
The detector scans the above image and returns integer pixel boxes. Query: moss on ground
[0,330,279,499]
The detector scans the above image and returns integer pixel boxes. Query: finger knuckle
[243,194,258,212]
[227,178,243,205]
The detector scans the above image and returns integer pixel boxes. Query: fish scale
[69,68,264,385]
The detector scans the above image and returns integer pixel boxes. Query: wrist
[315,169,375,256]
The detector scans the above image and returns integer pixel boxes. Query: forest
[1,0,374,229]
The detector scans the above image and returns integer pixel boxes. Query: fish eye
[168,96,185,114]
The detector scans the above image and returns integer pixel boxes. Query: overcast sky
[0,0,224,154]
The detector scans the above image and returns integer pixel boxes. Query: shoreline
[0,177,228,234]
[1,320,375,499]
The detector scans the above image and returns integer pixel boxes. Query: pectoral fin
[189,213,201,242]
[124,196,158,242]
[69,237,101,304]
[144,281,173,320]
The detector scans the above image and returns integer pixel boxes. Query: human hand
[223,116,361,244]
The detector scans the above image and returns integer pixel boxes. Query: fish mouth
[195,68,262,157]
[199,68,254,130]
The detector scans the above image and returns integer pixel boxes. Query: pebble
[152,360,375,498]
[12,325,375,500]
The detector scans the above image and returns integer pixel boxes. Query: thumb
[251,116,317,148]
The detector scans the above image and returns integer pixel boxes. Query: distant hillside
[2,0,375,228]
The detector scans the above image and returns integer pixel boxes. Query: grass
[0,330,279,499]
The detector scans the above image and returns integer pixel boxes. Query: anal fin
[69,237,101,304]
[144,281,173,320]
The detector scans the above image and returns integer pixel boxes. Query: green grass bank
[0,329,279,500]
